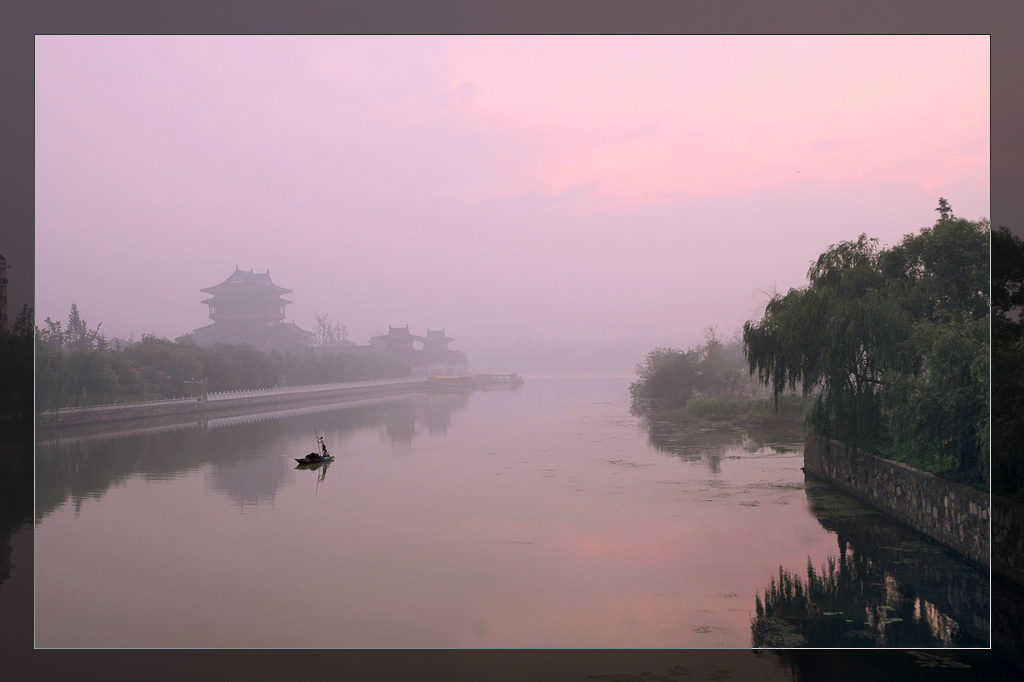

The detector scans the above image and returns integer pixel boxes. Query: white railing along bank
[42,378,426,416]
[205,377,422,402]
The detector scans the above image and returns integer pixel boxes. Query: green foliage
[35,338,69,411]
[193,342,279,392]
[879,214,990,320]
[0,306,34,424]
[34,302,420,412]
[11,303,34,338]
[992,227,1024,501]
[121,336,204,398]
[280,347,409,385]
[743,201,989,488]
[66,349,119,406]
[629,347,701,413]
[629,327,760,415]
[883,314,988,480]
[678,393,807,425]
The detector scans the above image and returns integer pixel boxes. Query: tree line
[742,199,988,490]
[631,200,992,493]
[629,325,768,414]
[33,306,410,412]
[0,304,35,427]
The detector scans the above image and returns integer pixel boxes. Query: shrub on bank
[662,393,807,426]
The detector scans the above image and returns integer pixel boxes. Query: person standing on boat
[318,436,330,458]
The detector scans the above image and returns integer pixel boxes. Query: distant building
[190,266,313,353]
[0,254,8,333]
[421,329,454,355]
[417,328,467,376]
[370,325,467,376]
[369,325,422,352]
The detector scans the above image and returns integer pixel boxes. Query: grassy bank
[657,393,808,428]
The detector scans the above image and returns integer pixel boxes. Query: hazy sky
[35,35,989,360]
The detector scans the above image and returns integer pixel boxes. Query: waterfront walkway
[37,378,428,429]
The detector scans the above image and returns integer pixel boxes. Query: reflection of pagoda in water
[190,267,313,353]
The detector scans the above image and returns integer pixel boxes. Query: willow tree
[743,234,906,453]
[743,203,989,486]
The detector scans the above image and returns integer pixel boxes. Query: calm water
[34,374,989,648]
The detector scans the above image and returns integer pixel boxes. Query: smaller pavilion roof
[384,325,421,340]
[423,329,454,342]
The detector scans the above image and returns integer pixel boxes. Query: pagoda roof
[201,267,292,296]
[190,320,314,346]
[268,321,315,339]
[423,329,454,342]
[384,325,421,339]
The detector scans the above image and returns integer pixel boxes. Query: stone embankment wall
[804,438,989,568]
[37,378,427,430]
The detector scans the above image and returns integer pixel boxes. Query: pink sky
[35,35,989,368]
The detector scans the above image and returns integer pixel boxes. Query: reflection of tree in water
[35,420,283,520]
[801,476,989,645]
[36,394,476,520]
[0,436,32,587]
[644,420,802,473]
[751,546,976,647]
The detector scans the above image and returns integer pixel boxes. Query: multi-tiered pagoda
[190,267,313,352]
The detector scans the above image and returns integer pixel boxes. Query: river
[33,374,988,648]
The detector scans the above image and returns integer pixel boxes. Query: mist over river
[34,374,987,648]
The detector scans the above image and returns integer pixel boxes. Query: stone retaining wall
[37,398,204,428]
[37,378,427,430]
[804,438,989,568]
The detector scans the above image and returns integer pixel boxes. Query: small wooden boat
[295,430,332,465]
[295,452,333,465]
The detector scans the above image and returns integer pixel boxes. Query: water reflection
[209,455,289,508]
[36,393,470,520]
[423,393,471,435]
[0,436,32,587]
[750,476,989,647]
[385,402,417,445]
[294,459,332,496]
[644,420,803,473]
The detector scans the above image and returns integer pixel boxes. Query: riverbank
[36,378,428,430]
[643,393,806,429]
[37,373,527,431]
[804,438,991,569]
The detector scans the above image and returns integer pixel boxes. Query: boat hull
[295,455,332,465]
